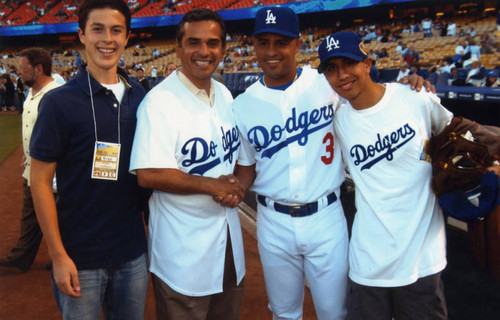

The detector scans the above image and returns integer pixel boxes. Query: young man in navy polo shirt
[29,0,148,319]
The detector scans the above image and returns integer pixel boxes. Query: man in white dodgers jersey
[319,31,451,320]
[231,7,349,319]
[129,9,245,320]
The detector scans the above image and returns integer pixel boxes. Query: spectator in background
[403,43,419,64]
[447,67,465,86]
[2,74,16,111]
[61,70,71,82]
[409,63,427,79]
[150,65,157,86]
[458,27,466,37]
[16,72,25,114]
[422,17,433,37]
[440,20,448,37]
[447,20,456,36]
[467,27,476,38]
[440,57,455,74]
[454,39,466,66]
[368,49,378,61]
[136,67,150,92]
[466,58,486,86]
[397,62,410,81]
[497,9,500,32]
[51,67,66,86]
[480,39,494,54]
[378,48,388,58]
[0,75,4,109]
[165,61,177,77]
[75,52,82,69]
[463,39,481,68]
[485,70,500,87]
[395,40,404,54]
[370,59,380,83]
[0,48,61,273]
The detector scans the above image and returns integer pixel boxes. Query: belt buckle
[289,204,305,217]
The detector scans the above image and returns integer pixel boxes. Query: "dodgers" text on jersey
[350,123,415,171]
[247,104,334,159]
[181,126,240,175]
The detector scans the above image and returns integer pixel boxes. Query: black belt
[257,191,337,218]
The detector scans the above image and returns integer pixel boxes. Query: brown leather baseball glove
[429,117,500,197]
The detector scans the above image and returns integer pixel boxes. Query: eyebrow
[89,22,125,29]
[185,37,220,42]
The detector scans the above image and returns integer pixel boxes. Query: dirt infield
[0,144,316,319]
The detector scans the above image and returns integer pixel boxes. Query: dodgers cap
[253,7,299,38]
[318,31,368,74]
[439,171,500,222]
[487,70,497,77]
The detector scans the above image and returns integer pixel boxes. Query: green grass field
[0,113,22,165]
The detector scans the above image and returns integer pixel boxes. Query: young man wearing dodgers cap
[318,31,451,319]
[226,7,432,320]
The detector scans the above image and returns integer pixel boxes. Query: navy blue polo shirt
[30,66,147,270]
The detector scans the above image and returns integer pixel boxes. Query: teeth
[195,61,209,66]
[99,48,114,53]
[267,60,279,63]
[340,82,353,90]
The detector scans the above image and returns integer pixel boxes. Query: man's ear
[34,64,43,76]
[295,38,303,52]
[78,28,85,45]
[363,58,373,71]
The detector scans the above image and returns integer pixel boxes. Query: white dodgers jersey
[232,68,344,203]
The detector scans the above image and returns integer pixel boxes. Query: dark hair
[20,48,52,77]
[79,0,131,34]
[176,8,226,47]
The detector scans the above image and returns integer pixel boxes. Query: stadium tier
[0,0,499,97]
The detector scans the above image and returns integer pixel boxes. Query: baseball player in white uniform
[232,7,349,320]
[129,9,245,320]
[319,31,450,320]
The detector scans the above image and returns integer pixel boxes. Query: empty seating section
[0,0,296,22]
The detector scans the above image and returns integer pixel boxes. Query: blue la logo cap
[253,7,299,38]
[318,31,368,73]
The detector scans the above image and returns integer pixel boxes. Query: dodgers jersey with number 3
[129,72,245,296]
[233,68,344,202]
[334,83,453,287]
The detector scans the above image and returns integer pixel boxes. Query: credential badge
[265,10,276,24]
[326,36,340,51]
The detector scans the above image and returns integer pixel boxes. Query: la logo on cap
[326,35,340,51]
[265,9,276,24]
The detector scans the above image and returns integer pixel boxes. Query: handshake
[212,174,245,208]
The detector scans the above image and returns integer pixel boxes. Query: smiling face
[322,57,374,108]
[176,20,225,90]
[253,33,301,87]
[78,7,129,84]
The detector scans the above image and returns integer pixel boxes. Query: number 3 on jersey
[321,132,334,165]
